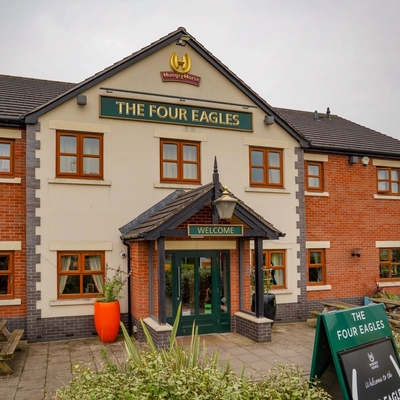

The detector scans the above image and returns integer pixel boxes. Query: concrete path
[0,322,341,399]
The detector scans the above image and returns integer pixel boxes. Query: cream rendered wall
[35,42,300,319]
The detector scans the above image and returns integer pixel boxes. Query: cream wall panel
[36,41,302,317]
[0,128,22,139]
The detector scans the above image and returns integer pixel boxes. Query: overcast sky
[1,0,400,140]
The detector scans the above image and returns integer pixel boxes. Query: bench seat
[0,329,24,374]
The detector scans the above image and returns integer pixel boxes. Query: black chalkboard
[339,337,400,400]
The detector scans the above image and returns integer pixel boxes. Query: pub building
[2,27,400,344]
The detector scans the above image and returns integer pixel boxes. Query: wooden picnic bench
[0,319,24,375]
[370,297,400,329]
[307,301,359,325]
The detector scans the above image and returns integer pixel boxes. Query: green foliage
[56,304,331,399]
[97,264,131,303]
[371,282,399,301]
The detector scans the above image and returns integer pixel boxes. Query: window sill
[376,281,400,288]
[374,194,400,200]
[272,289,293,295]
[305,191,329,197]
[50,298,97,306]
[154,183,201,190]
[307,284,332,291]
[0,298,22,306]
[0,177,21,184]
[48,178,111,186]
[245,187,290,194]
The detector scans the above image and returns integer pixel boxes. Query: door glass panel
[220,253,228,314]
[199,257,212,315]
[165,254,173,318]
[181,257,195,316]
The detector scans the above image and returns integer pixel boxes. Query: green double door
[165,251,230,335]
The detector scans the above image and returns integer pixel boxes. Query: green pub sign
[311,304,400,400]
[188,224,243,237]
[100,96,253,131]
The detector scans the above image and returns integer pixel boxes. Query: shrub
[56,304,331,399]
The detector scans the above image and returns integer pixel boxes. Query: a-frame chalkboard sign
[310,303,400,400]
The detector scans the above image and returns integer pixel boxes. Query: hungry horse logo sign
[160,52,201,86]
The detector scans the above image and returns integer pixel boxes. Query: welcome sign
[100,96,253,131]
[311,304,400,400]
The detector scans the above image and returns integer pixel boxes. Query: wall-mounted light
[264,115,274,125]
[351,248,362,257]
[214,187,237,220]
[77,94,87,106]
[361,156,370,166]
[176,35,190,46]
[348,156,359,164]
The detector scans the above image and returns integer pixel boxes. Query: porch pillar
[158,236,166,324]
[254,237,264,318]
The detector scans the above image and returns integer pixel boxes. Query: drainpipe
[124,241,132,336]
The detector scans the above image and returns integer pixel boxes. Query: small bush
[56,305,331,399]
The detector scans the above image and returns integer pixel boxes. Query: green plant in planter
[371,281,399,301]
[97,264,131,303]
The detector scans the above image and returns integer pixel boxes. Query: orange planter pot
[94,301,121,343]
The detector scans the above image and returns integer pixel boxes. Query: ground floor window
[308,249,325,284]
[0,252,13,298]
[58,251,104,298]
[251,250,285,290]
[379,248,400,280]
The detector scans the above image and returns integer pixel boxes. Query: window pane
[268,152,280,167]
[309,268,322,282]
[163,144,177,160]
[60,156,77,173]
[308,165,319,175]
[378,181,390,191]
[380,250,389,261]
[183,163,197,179]
[272,269,284,285]
[380,265,390,278]
[0,255,10,270]
[392,170,399,180]
[0,275,11,294]
[271,253,282,266]
[83,275,101,293]
[310,252,321,264]
[378,169,389,179]
[269,169,281,184]
[163,162,177,178]
[61,255,78,271]
[83,157,99,174]
[251,150,263,166]
[60,275,80,294]
[183,145,197,161]
[392,266,400,278]
[60,136,76,153]
[199,257,212,315]
[0,160,10,172]
[165,254,173,318]
[252,167,264,182]
[392,183,399,193]
[308,177,320,187]
[83,137,99,155]
[392,250,400,263]
[85,255,102,271]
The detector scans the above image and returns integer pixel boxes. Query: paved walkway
[0,322,342,400]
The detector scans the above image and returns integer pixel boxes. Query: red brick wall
[0,130,26,318]
[306,153,400,300]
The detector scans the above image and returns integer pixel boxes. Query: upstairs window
[160,139,200,184]
[56,132,103,179]
[377,168,400,195]
[308,250,325,284]
[379,249,400,280]
[0,139,14,176]
[250,147,283,188]
[0,252,13,298]
[58,251,105,298]
[306,161,324,191]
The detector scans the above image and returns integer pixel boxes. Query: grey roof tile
[275,108,400,157]
[0,75,75,118]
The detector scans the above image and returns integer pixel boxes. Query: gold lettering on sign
[170,52,191,74]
